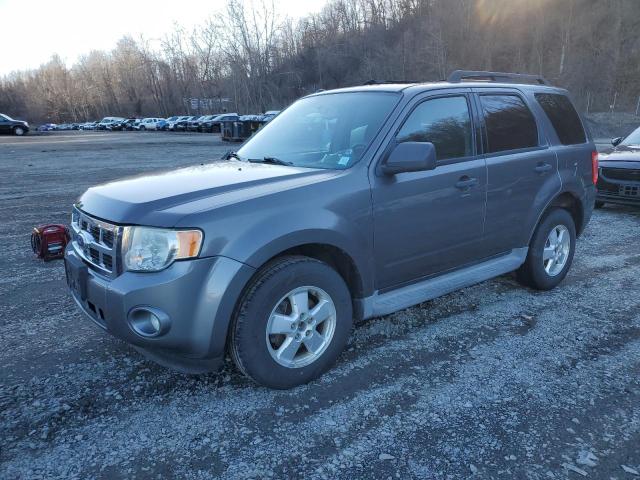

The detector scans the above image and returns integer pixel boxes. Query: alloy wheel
[265,286,337,368]
[543,224,570,276]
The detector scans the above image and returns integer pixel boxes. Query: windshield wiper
[247,156,294,166]
[223,151,242,160]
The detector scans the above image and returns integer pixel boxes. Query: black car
[186,115,208,132]
[174,116,198,132]
[203,113,238,133]
[596,127,640,207]
[111,118,138,131]
[0,113,29,136]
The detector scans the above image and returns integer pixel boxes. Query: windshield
[621,126,640,147]
[237,92,399,169]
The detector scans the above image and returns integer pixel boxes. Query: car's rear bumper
[65,248,255,370]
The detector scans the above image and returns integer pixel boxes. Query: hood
[78,160,339,227]
[599,145,640,164]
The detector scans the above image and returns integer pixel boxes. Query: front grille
[71,207,121,276]
[103,230,114,248]
[620,185,639,197]
[602,168,640,182]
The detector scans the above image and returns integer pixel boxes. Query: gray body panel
[69,81,596,367]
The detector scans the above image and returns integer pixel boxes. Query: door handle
[534,163,553,173]
[455,177,478,189]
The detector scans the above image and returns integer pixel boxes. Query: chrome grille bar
[70,207,121,277]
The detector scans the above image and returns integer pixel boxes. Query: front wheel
[13,126,26,136]
[230,256,353,389]
[516,208,576,290]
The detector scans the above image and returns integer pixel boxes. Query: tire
[139,125,146,131]
[516,208,576,291]
[13,126,25,136]
[230,256,353,389]
[595,200,605,209]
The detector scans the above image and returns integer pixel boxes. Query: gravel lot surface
[1,132,639,479]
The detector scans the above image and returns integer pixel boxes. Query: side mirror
[381,142,437,175]
[612,136,623,147]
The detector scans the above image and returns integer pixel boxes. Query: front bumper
[596,172,640,206]
[65,247,255,365]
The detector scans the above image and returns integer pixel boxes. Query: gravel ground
[1,131,639,479]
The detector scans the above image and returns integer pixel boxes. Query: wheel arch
[528,191,584,244]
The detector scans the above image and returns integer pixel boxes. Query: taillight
[591,151,599,184]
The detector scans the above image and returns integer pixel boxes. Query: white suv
[137,118,163,131]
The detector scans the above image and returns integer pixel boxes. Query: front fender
[226,207,374,296]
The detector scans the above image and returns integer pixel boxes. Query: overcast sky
[0,0,328,76]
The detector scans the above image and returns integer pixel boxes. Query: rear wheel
[595,200,605,209]
[140,125,146,131]
[13,126,25,136]
[230,256,353,389]
[516,208,576,290]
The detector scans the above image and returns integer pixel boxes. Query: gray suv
[65,70,597,389]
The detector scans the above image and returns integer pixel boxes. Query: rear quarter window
[535,93,586,145]
[480,94,539,153]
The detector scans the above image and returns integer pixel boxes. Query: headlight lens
[121,226,203,272]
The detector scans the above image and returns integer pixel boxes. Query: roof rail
[448,70,550,86]
[363,79,421,85]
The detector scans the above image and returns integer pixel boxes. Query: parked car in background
[596,126,640,207]
[173,116,199,132]
[161,116,179,131]
[0,113,29,136]
[80,121,98,130]
[97,117,125,130]
[166,116,188,131]
[110,118,138,131]
[137,118,163,131]
[205,113,239,133]
[37,123,57,132]
[156,118,169,131]
[187,115,211,132]
[64,71,596,388]
[262,110,280,123]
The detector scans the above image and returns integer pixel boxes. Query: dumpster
[221,115,268,142]
[221,119,244,142]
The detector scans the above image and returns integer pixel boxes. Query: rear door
[473,88,557,255]
[534,92,594,191]
[371,90,488,290]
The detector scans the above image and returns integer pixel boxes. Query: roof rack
[363,79,421,85]
[447,70,550,86]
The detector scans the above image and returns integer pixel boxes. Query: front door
[372,93,487,290]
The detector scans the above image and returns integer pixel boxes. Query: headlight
[121,226,203,272]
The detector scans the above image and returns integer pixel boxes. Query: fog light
[128,306,170,337]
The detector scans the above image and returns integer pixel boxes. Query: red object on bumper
[31,224,70,260]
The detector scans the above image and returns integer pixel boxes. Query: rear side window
[396,96,473,161]
[480,95,538,153]
[535,93,586,145]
